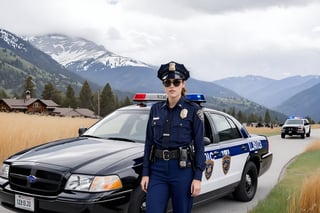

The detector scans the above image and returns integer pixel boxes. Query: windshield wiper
[106,137,136,142]
[80,134,102,139]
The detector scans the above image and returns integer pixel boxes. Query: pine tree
[100,83,116,117]
[42,82,55,100]
[63,85,78,108]
[23,76,36,98]
[79,80,93,110]
[264,110,271,124]
[41,83,63,105]
[91,91,100,116]
[0,89,8,98]
[228,107,236,117]
[121,96,132,107]
[236,110,246,124]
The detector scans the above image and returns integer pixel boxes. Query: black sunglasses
[163,79,182,87]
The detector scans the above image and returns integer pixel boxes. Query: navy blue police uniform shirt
[142,97,206,181]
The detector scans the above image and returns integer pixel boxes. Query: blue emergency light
[287,115,303,119]
[185,94,206,103]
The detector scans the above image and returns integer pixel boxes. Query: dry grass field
[246,126,282,136]
[0,112,98,163]
[246,124,320,137]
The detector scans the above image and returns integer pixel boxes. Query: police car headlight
[0,164,10,179]
[65,174,123,192]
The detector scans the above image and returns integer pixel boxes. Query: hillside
[214,75,320,122]
[0,29,99,96]
[275,83,320,122]
[214,75,320,108]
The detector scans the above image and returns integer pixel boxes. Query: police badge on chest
[180,109,188,119]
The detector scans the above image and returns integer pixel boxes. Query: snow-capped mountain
[0,29,28,52]
[25,34,241,99]
[25,34,151,72]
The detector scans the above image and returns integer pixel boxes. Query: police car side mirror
[204,137,211,145]
[78,128,88,136]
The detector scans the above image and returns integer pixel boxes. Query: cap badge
[180,109,188,119]
[169,62,176,71]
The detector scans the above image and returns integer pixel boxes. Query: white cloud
[1,0,320,81]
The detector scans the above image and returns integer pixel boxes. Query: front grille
[284,127,298,131]
[9,164,67,196]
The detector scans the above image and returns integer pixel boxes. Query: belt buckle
[162,150,170,160]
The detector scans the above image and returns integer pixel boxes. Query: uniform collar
[161,97,185,109]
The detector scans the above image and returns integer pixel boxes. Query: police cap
[157,61,190,80]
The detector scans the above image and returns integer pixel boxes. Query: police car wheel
[128,187,146,213]
[306,130,311,137]
[233,161,258,202]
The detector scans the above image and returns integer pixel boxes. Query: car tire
[233,161,258,202]
[281,133,285,139]
[128,187,146,213]
[306,130,311,137]
[301,131,305,139]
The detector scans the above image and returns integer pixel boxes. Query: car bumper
[281,129,304,135]
[259,152,273,176]
[0,180,132,213]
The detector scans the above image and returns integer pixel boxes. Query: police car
[0,93,273,213]
[281,116,311,139]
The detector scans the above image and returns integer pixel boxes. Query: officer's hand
[141,176,149,193]
[191,179,201,197]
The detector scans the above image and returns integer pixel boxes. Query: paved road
[1,130,319,213]
[193,129,320,213]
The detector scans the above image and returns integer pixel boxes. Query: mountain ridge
[214,75,320,107]
[25,33,242,99]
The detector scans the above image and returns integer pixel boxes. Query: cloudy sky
[1,0,320,81]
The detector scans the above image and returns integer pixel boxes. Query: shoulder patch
[196,109,204,121]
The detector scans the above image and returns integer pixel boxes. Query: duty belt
[155,149,180,160]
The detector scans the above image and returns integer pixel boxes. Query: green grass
[250,150,320,213]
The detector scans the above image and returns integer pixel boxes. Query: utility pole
[97,89,100,117]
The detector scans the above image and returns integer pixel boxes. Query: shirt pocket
[152,119,164,141]
[171,118,193,144]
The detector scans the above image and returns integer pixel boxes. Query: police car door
[201,112,248,194]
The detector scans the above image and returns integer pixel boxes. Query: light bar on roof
[133,93,206,103]
[288,116,303,119]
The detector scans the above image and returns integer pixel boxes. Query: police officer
[140,61,206,213]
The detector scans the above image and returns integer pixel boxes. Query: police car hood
[8,137,144,174]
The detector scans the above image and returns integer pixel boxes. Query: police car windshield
[83,110,149,143]
[285,119,303,125]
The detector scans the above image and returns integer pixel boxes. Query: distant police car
[281,116,311,139]
[0,93,273,213]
